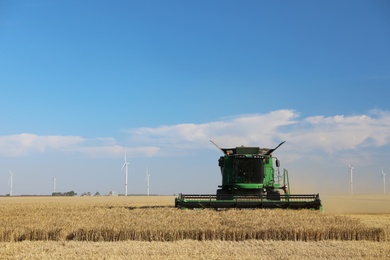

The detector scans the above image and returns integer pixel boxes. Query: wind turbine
[121,148,129,196]
[382,168,386,195]
[8,170,13,196]
[146,167,150,196]
[349,164,354,196]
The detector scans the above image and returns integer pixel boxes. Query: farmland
[0,195,389,259]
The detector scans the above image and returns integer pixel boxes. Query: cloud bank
[129,109,390,154]
[1,109,389,159]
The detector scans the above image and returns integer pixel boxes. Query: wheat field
[0,195,389,259]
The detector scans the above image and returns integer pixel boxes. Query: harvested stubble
[1,240,390,260]
[0,197,384,242]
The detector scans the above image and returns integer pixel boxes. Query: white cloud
[74,145,160,158]
[129,109,297,150]
[288,110,390,153]
[0,133,84,156]
[0,133,159,158]
[128,109,390,157]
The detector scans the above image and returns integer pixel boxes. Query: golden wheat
[0,196,384,242]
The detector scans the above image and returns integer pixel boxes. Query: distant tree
[52,191,77,196]
[65,190,77,196]
[94,192,100,196]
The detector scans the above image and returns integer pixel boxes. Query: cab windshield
[233,158,263,183]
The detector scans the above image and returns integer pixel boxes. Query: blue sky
[0,1,389,196]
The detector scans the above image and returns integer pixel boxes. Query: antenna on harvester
[382,167,386,195]
[53,177,56,193]
[121,148,129,196]
[8,170,13,196]
[146,167,150,196]
[349,164,354,196]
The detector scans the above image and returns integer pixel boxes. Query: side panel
[263,157,275,188]
[220,156,233,186]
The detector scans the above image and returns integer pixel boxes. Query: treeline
[52,191,77,196]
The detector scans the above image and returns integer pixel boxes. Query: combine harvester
[175,141,322,210]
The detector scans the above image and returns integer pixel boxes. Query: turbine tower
[8,170,13,196]
[53,177,56,193]
[382,168,386,195]
[146,167,150,196]
[121,148,129,196]
[349,164,354,196]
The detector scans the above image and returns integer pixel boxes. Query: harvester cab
[215,141,287,200]
[175,141,322,210]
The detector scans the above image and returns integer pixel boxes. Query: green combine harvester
[175,141,322,210]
